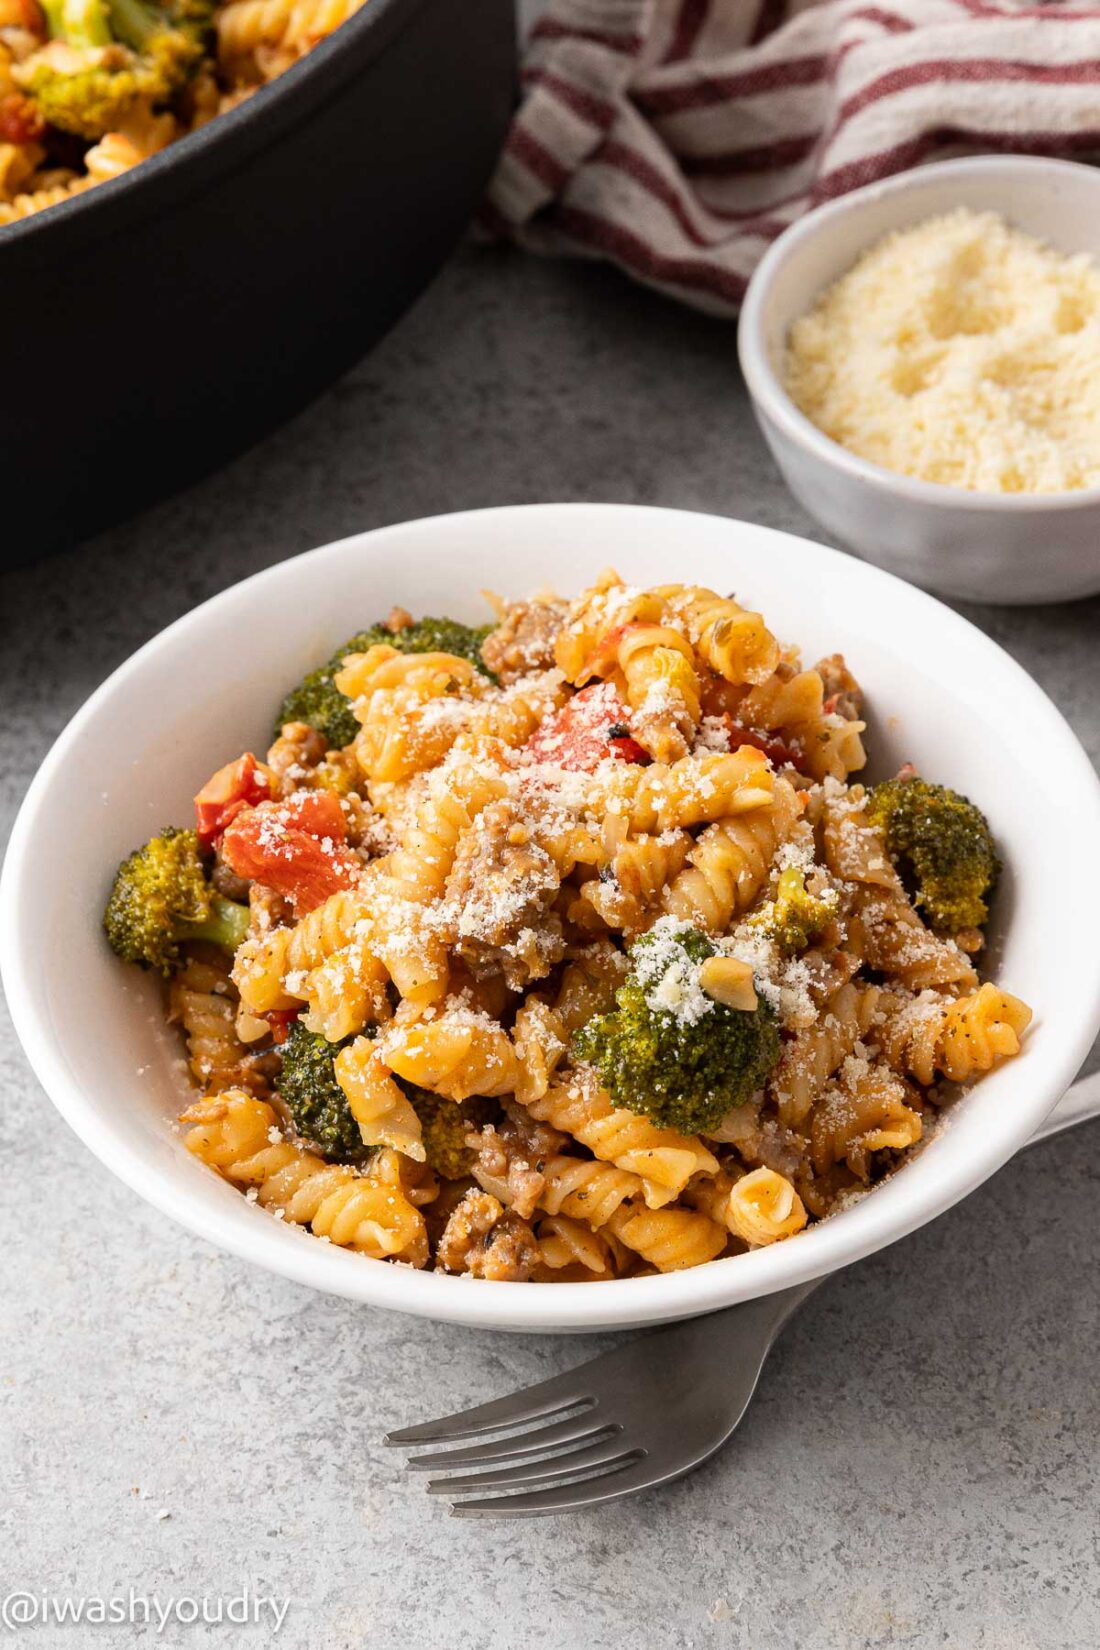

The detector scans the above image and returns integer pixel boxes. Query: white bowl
[3,504,1100,1333]
[738,156,1100,605]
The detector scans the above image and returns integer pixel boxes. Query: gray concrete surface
[2,239,1098,1650]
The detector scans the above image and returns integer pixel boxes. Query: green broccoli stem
[106,0,161,49]
[44,0,113,46]
[175,894,250,956]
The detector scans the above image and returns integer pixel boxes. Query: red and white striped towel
[485,0,1100,314]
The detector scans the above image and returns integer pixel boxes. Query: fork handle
[1027,1066,1100,1146]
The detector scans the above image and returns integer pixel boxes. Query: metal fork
[385,1070,1100,1518]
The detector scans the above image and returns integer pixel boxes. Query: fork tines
[384,1377,655,1518]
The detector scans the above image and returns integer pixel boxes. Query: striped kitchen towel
[485,0,1100,314]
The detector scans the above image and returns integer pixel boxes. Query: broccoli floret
[276,616,497,749]
[18,0,211,140]
[409,1089,494,1179]
[276,1022,373,1165]
[867,776,1000,935]
[276,1030,494,1170]
[573,921,781,1135]
[103,826,250,975]
[751,866,839,957]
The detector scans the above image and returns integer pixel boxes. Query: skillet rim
[0,0,441,255]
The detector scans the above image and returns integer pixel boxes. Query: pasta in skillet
[103,574,1031,1281]
[0,0,366,227]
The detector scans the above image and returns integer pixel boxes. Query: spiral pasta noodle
[771,981,883,1128]
[536,1215,625,1278]
[170,954,261,1094]
[880,985,1032,1086]
[334,1037,425,1160]
[811,1068,923,1180]
[664,777,801,932]
[481,1150,726,1273]
[578,829,693,934]
[522,1076,719,1207]
[737,667,866,782]
[379,1005,520,1100]
[725,1168,809,1247]
[604,1201,728,1271]
[583,621,702,763]
[589,746,774,834]
[846,884,978,993]
[182,1091,428,1264]
[654,584,780,686]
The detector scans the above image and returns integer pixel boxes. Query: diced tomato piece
[525,683,649,772]
[194,753,273,846]
[608,729,649,764]
[264,1008,300,1045]
[16,0,46,33]
[0,93,45,144]
[220,790,359,914]
[719,715,807,773]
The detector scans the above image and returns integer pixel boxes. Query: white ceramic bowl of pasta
[738,156,1100,605]
[3,504,1099,1333]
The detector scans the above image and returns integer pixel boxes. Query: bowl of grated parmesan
[739,156,1100,605]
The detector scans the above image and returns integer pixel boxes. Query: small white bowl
[738,156,1100,605]
[3,504,1100,1333]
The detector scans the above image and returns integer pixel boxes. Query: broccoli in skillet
[17,0,212,141]
[103,826,250,976]
[867,775,1000,936]
[573,919,781,1135]
[275,615,497,749]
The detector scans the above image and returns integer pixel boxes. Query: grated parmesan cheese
[633,917,715,1026]
[785,208,1100,494]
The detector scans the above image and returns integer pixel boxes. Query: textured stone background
[2,128,1098,1650]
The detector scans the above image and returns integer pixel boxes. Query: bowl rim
[0,0,435,254]
[738,154,1100,515]
[4,502,1100,1332]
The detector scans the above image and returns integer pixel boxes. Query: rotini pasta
[106,572,1031,1282]
[725,1167,809,1247]
[664,777,801,932]
[377,1003,520,1101]
[654,584,780,686]
[770,981,883,1128]
[880,985,1032,1087]
[169,951,269,1094]
[811,1066,923,1181]
[536,1214,626,1278]
[334,1037,425,1160]
[522,1074,719,1208]
[182,1090,427,1264]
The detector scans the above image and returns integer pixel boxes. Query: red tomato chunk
[221,791,359,914]
[0,94,45,145]
[525,683,648,772]
[264,1008,301,1045]
[719,716,806,774]
[194,753,273,846]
